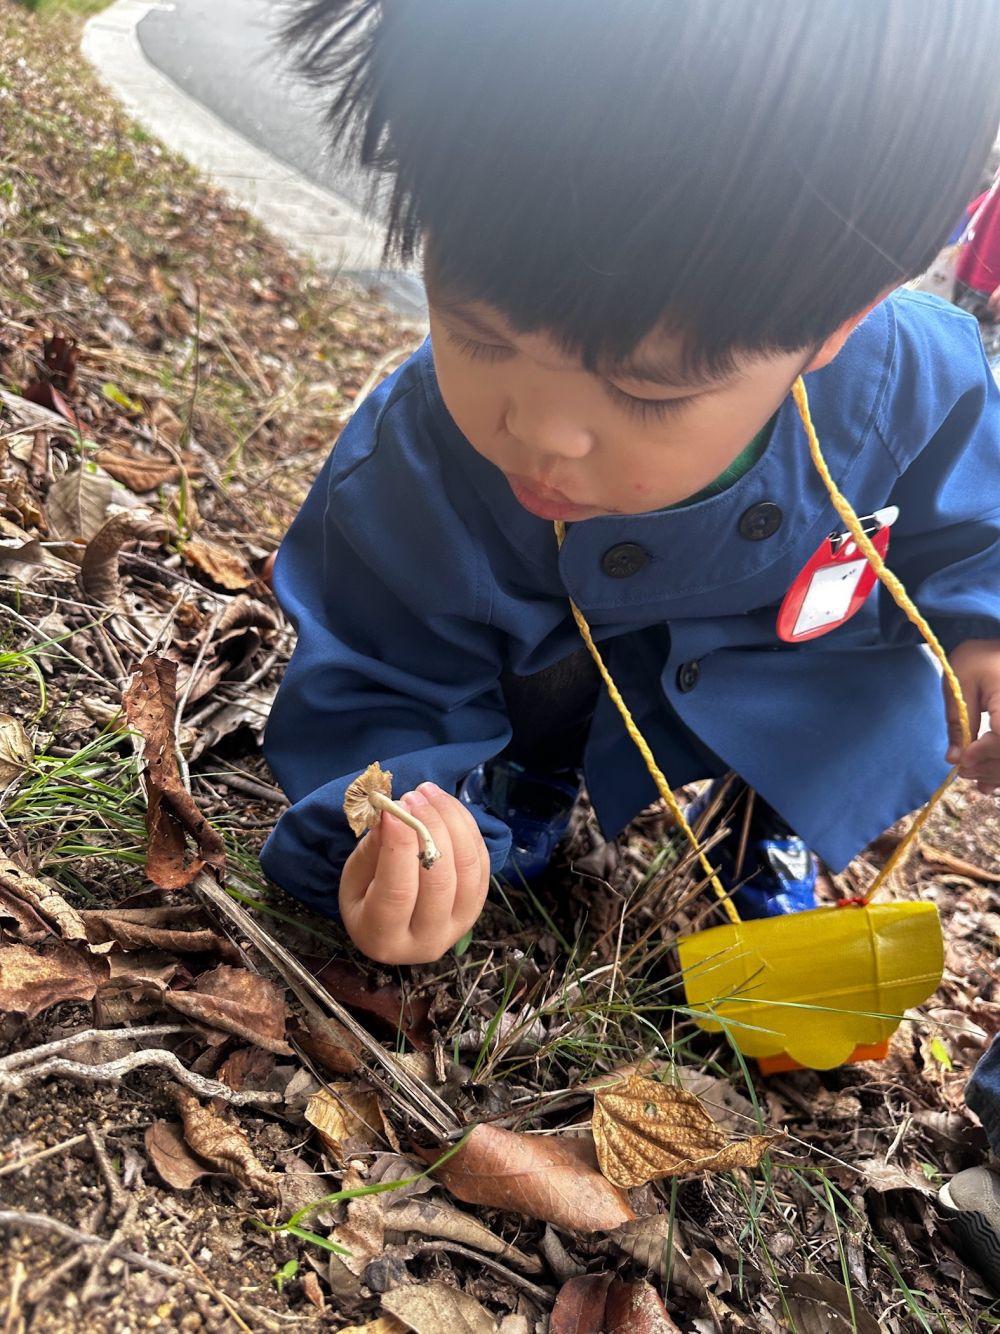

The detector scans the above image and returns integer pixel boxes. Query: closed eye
[443,329,514,364]
[603,381,697,422]
[444,326,697,422]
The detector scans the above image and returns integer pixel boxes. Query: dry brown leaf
[0,942,104,1019]
[785,1273,880,1334]
[181,536,253,590]
[338,1321,407,1334]
[0,714,33,786]
[302,1269,325,1312]
[165,965,292,1055]
[0,534,78,581]
[94,446,180,493]
[327,1166,387,1303]
[293,1012,363,1076]
[0,851,87,941]
[421,1124,634,1234]
[95,949,182,1025]
[592,1074,778,1187]
[122,655,225,888]
[305,1084,389,1164]
[172,1085,278,1198]
[604,1279,679,1332]
[312,957,432,1050]
[0,883,50,942]
[607,1214,675,1273]
[381,1281,497,1334]
[145,1119,214,1190]
[80,904,232,954]
[46,466,116,543]
[550,1274,613,1334]
[216,1046,278,1093]
[80,513,168,606]
[384,1197,543,1274]
[919,841,1000,883]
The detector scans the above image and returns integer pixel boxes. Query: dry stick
[0,1212,256,1310]
[193,871,460,1139]
[0,1134,89,1181]
[208,769,286,806]
[0,1048,282,1105]
[172,1240,256,1334]
[407,1240,554,1306]
[0,1024,188,1072]
[3,1259,26,1334]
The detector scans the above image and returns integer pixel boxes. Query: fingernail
[417,781,441,797]
[404,789,428,809]
[946,746,960,763]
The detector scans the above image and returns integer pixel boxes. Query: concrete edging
[82,0,412,295]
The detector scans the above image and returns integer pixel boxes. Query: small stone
[198,1247,213,1265]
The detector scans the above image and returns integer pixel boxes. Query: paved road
[136,0,422,313]
[138,0,371,204]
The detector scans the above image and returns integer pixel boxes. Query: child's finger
[358,808,422,944]
[404,791,462,937]
[956,724,1000,788]
[944,670,981,764]
[418,784,490,924]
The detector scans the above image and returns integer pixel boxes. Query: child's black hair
[286,0,1000,377]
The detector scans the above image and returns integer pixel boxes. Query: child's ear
[802,286,899,373]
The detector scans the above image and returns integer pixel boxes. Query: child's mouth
[507,475,596,521]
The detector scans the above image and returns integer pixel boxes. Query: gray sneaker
[939,1167,1000,1293]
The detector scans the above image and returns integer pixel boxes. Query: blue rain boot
[460,760,583,883]
[685,780,817,919]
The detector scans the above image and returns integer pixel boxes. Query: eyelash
[444,329,693,422]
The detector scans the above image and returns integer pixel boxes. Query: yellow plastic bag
[677,901,944,1072]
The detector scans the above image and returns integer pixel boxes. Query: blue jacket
[261,291,1000,912]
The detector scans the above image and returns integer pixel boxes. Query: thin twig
[0,1211,244,1304]
[0,1048,282,1104]
[408,1240,553,1306]
[194,872,460,1138]
[173,1239,255,1334]
[0,1025,188,1073]
[0,1133,88,1180]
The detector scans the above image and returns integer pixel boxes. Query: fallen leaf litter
[0,9,997,1333]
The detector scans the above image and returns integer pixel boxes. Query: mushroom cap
[343,761,394,836]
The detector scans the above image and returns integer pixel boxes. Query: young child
[261,0,1000,970]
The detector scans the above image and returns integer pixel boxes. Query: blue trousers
[967,1035,1000,1156]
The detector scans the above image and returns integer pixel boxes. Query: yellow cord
[554,521,741,925]
[790,377,970,901]
[555,375,972,916]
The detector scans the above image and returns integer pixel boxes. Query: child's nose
[505,400,595,459]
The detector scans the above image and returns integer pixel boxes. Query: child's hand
[945,639,1000,793]
[339,782,490,964]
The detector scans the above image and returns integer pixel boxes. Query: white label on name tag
[792,558,869,637]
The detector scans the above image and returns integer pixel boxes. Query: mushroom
[343,762,441,869]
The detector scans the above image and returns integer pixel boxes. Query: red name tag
[777,507,898,643]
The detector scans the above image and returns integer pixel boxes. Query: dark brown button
[677,660,701,692]
[600,542,649,578]
[738,501,783,541]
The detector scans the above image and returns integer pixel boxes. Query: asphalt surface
[137,0,372,205]
[136,0,423,314]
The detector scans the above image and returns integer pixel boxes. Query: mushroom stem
[370,791,442,869]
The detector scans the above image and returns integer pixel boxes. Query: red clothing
[956,176,1000,295]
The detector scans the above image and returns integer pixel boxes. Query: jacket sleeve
[260,383,513,917]
[878,309,1000,654]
